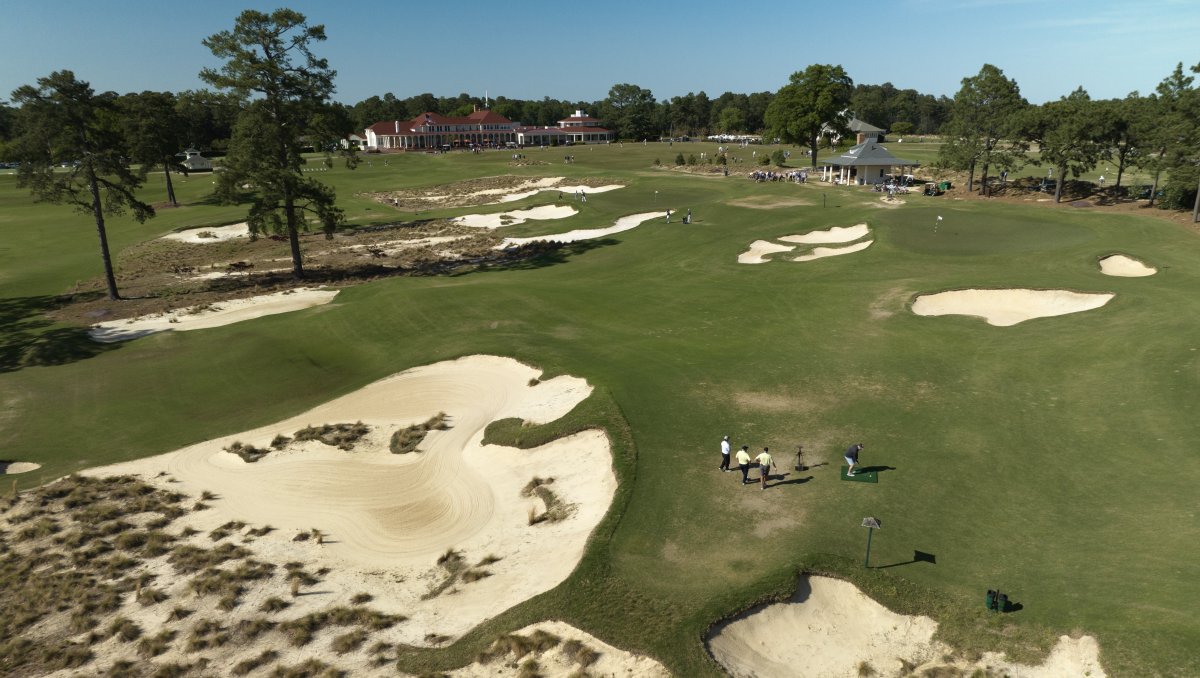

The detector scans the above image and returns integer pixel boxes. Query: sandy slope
[1099,254,1156,277]
[86,355,616,649]
[406,620,670,677]
[496,183,623,204]
[497,211,661,248]
[738,240,795,264]
[911,288,1114,326]
[793,240,873,262]
[161,223,250,243]
[455,205,578,229]
[89,288,340,342]
[779,224,870,244]
[708,576,1105,678]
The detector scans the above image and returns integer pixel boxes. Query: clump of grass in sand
[475,630,561,664]
[137,629,177,657]
[293,421,371,451]
[389,413,450,454]
[270,658,342,678]
[186,618,229,651]
[136,586,169,606]
[168,542,251,573]
[331,628,368,654]
[350,592,373,605]
[517,658,543,678]
[521,477,575,524]
[260,596,291,614]
[224,441,271,463]
[235,617,277,641]
[232,649,280,676]
[561,638,600,667]
[108,617,142,642]
[270,434,292,449]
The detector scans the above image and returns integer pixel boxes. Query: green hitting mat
[841,466,878,483]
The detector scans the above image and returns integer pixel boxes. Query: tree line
[1,6,1197,303]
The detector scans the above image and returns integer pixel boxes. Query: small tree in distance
[201,8,346,280]
[10,71,154,300]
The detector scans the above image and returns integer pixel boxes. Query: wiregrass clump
[224,441,271,463]
[293,421,371,450]
[521,477,575,524]
[475,629,561,664]
[389,412,450,454]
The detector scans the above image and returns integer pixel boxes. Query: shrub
[771,150,786,166]
[561,638,599,666]
[686,154,698,165]
[716,154,727,165]
[674,152,685,165]
[758,154,770,166]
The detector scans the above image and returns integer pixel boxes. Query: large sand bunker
[377,176,625,210]
[738,240,795,264]
[161,223,250,243]
[498,183,623,204]
[793,240,873,262]
[498,211,661,248]
[455,204,578,229]
[1099,254,1156,277]
[89,288,339,342]
[89,355,616,646]
[779,223,870,244]
[708,576,1106,678]
[912,288,1114,326]
[0,461,41,475]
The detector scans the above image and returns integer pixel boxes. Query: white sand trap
[779,223,870,244]
[708,576,1106,678]
[498,211,661,248]
[738,240,795,264]
[467,176,564,199]
[793,239,873,262]
[455,205,579,229]
[161,222,250,243]
[88,288,339,342]
[0,461,40,474]
[496,183,624,204]
[418,620,669,678]
[1099,254,1156,277]
[88,355,615,646]
[912,288,1114,326]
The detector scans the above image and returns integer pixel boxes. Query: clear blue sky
[1,0,1197,106]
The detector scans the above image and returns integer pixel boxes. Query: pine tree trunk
[89,172,121,300]
[980,164,990,197]
[285,194,304,280]
[1149,168,1161,207]
[1193,171,1200,223]
[1054,165,1065,203]
[162,157,178,207]
[967,160,976,193]
[1116,164,1124,192]
[809,135,818,168]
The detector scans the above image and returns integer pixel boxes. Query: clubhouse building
[364,109,613,151]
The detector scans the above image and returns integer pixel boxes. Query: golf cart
[923,182,944,196]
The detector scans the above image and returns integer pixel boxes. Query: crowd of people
[749,169,809,183]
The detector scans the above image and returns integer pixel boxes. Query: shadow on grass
[876,550,937,569]
[855,465,896,475]
[0,293,119,373]
[767,474,813,488]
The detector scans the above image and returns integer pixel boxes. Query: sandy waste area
[497,183,623,204]
[498,211,662,248]
[708,576,1105,678]
[378,176,625,209]
[89,288,340,342]
[912,288,1114,326]
[1098,254,1156,277]
[739,224,873,264]
[71,355,630,674]
[161,223,251,243]
[454,205,578,229]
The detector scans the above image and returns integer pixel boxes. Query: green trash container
[938,181,951,191]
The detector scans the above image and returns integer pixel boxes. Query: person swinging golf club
[845,443,864,477]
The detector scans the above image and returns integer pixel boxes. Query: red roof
[367,110,516,136]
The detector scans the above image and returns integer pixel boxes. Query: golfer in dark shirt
[845,443,864,477]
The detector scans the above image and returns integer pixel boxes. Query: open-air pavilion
[819,137,919,185]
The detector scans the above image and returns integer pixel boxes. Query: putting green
[841,466,879,483]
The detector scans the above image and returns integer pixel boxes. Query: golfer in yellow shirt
[735,446,753,484]
[755,447,776,490]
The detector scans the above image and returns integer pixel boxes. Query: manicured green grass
[2,142,1199,676]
